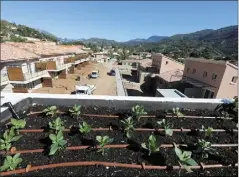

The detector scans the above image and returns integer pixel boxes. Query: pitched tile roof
[1,43,40,62]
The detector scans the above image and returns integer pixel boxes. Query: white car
[90,70,99,79]
[75,84,96,95]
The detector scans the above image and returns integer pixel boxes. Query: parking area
[32,61,117,95]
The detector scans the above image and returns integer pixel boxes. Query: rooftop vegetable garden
[0,97,238,176]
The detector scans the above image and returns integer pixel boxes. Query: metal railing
[23,70,48,81]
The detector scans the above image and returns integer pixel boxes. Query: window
[212,73,217,80]
[203,71,207,77]
[192,69,196,74]
[231,76,238,83]
[187,68,190,73]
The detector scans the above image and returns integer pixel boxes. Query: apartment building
[1,42,89,93]
[182,58,238,99]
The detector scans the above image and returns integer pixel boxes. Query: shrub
[0,128,22,151]
[96,136,114,155]
[141,135,160,156]
[10,118,26,130]
[79,122,92,134]
[43,106,58,117]
[174,143,198,173]
[196,139,218,159]
[157,119,173,136]
[132,105,147,121]
[121,116,135,138]
[49,131,67,155]
[0,153,22,172]
[172,107,184,117]
[48,117,65,132]
[201,125,213,137]
[69,105,81,118]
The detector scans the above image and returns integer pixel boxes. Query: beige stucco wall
[216,64,238,99]
[152,53,184,74]
[183,59,226,89]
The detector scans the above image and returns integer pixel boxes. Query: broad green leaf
[174,144,182,157]
[11,135,22,142]
[58,140,67,147]
[13,153,21,161]
[141,143,147,149]
[57,131,63,140]
[6,156,12,162]
[185,158,198,166]
[165,129,173,136]
[0,164,9,172]
[49,134,56,141]
[96,136,102,142]
[49,143,59,155]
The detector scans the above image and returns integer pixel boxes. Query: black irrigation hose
[4,102,20,119]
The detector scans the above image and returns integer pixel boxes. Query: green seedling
[132,105,147,121]
[49,131,67,155]
[10,118,26,131]
[172,107,184,117]
[96,136,114,155]
[79,122,92,134]
[141,135,160,156]
[157,119,173,136]
[48,117,65,132]
[197,139,218,159]
[174,143,198,173]
[0,128,22,151]
[0,153,22,172]
[201,125,213,137]
[43,106,58,117]
[121,116,135,138]
[69,105,81,118]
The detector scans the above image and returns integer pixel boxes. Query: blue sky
[2,1,238,42]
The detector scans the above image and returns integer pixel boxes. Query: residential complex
[134,53,237,99]
[0,42,90,93]
[182,58,238,99]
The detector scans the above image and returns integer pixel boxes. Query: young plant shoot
[174,143,198,173]
[69,105,81,118]
[197,139,218,159]
[43,106,58,117]
[157,119,173,136]
[49,130,67,155]
[172,107,184,117]
[0,128,22,151]
[96,136,114,155]
[141,135,160,156]
[132,105,147,121]
[79,122,92,134]
[0,153,22,172]
[10,118,26,131]
[121,116,135,138]
[201,125,213,137]
[48,117,65,132]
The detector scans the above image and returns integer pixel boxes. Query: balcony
[23,70,48,81]
[46,61,69,71]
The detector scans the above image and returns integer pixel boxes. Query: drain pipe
[5,102,20,119]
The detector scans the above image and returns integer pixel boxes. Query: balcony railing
[56,64,67,70]
[23,70,48,81]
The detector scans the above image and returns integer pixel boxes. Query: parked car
[75,84,96,95]
[109,69,116,76]
[90,70,99,79]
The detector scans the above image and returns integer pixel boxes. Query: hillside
[0,20,58,42]
[130,25,238,60]
[123,35,168,45]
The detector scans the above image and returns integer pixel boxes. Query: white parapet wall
[0,93,227,122]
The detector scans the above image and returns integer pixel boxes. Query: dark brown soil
[0,105,237,177]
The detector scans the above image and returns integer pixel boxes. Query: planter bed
[0,104,238,177]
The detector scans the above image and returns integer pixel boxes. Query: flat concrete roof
[156,89,188,98]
